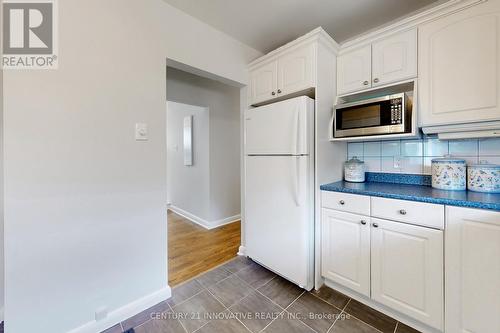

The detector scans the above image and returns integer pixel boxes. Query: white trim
[339,0,485,52]
[248,27,339,69]
[237,246,246,256]
[0,306,4,322]
[68,286,171,333]
[168,205,241,230]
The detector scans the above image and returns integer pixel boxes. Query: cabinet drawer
[371,197,444,229]
[321,191,370,216]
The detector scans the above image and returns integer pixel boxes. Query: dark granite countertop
[320,173,500,212]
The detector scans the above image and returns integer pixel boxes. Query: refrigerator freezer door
[245,96,313,155]
[245,155,313,289]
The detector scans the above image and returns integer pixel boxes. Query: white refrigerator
[244,96,315,290]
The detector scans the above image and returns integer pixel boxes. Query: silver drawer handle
[372,223,379,228]
[360,220,367,225]
[339,200,345,205]
[373,78,380,83]
[363,80,369,85]
[399,209,407,215]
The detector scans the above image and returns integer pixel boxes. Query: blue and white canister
[467,164,500,193]
[431,157,467,191]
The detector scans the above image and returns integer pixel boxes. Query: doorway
[166,67,242,286]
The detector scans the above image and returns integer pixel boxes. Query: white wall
[167,102,210,220]
[166,68,241,225]
[2,1,260,332]
[0,0,4,320]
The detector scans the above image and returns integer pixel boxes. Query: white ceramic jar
[344,157,365,183]
[467,164,500,193]
[431,157,467,191]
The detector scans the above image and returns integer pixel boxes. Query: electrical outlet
[95,307,108,321]
[394,156,402,169]
[135,123,148,141]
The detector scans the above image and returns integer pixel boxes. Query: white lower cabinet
[446,207,500,333]
[321,191,445,331]
[321,209,370,297]
[371,218,443,330]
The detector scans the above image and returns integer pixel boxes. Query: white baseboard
[69,286,171,333]
[168,205,241,230]
[237,246,246,256]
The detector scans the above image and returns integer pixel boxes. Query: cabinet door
[321,209,370,297]
[446,207,500,333]
[277,44,315,97]
[337,45,372,95]
[371,218,443,330]
[372,29,417,87]
[419,1,500,126]
[250,60,278,105]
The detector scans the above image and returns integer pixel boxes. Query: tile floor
[101,257,421,333]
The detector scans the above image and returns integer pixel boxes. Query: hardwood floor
[168,210,241,286]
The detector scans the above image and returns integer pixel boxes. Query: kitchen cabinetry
[371,218,443,329]
[249,43,316,105]
[446,206,500,333]
[419,0,500,127]
[250,61,278,105]
[321,193,444,330]
[337,29,417,95]
[321,209,370,297]
[337,45,372,95]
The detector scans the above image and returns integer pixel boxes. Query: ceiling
[163,0,443,53]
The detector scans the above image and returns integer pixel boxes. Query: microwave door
[334,94,407,138]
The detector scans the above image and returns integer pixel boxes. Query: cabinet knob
[363,81,369,86]
[360,220,367,225]
[271,91,276,96]
[277,89,282,94]
[372,223,379,228]
[339,200,345,205]
[373,78,380,83]
[399,209,407,215]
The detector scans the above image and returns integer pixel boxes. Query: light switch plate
[135,123,148,141]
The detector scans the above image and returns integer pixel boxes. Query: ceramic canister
[467,164,500,193]
[344,157,365,183]
[431,157,467,191]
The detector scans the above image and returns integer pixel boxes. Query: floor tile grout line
[326,299,351,333]
[308,291,345,312]
[170,286,208,310]
[259,290,306,332]
[337,308,386,333]
[393,321,399,333]
[168,302,189,333]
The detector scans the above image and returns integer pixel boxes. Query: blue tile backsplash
[347,138,500,175]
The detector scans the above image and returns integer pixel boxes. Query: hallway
[168,210,241,286]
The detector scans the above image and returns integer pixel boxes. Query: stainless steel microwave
[333,93,412,138]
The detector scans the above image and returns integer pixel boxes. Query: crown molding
[339,0,486,52]
[248,27,339,69]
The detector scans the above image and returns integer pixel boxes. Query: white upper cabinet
[250,60,278,105]
[278,44,315,97]
[321,208,371,297]
[372,29,417,87]
[446,207,500,333]
[419,0,500,127]
[371,218,444,330]
[249,41,317,106]
[337,45,372,95]
[337,29,417,95]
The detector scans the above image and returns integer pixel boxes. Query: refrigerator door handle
[292,106,300,155]
[292,156,300,207]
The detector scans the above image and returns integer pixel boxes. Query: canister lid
[345,156,364,165]
[469,163,500,169]
[431,157,466,164]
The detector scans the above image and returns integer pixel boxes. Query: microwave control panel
[390,98,403,124]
